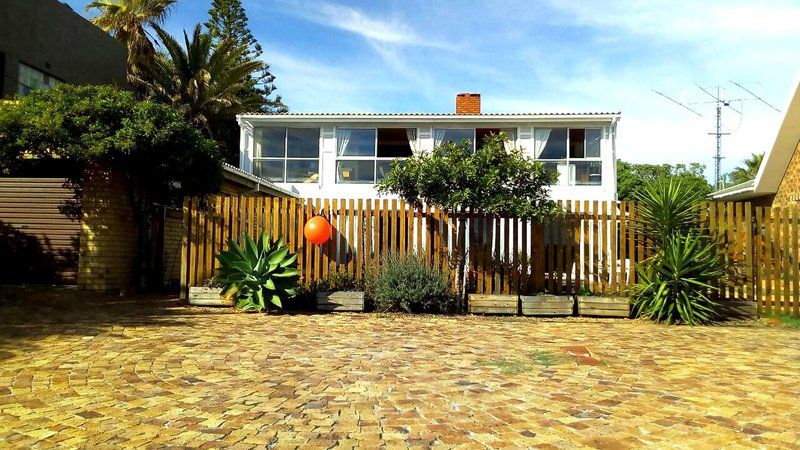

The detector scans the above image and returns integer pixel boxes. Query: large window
[253,127,319,183]
[434,128,474,151]
[18,63,60,95]
[535,128,602,186]
[337,128,414,184]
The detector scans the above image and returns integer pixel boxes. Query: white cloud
[276,0,452,49]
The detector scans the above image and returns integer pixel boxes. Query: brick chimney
[455,93,481,115]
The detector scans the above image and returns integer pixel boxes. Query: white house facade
[236,94,620,201]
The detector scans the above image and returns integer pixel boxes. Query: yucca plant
[633,178,725,324]
[633,233,725,324]
[212,231,299,311]
[635,177,702,250]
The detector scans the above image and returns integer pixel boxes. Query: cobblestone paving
[1,295,799,449]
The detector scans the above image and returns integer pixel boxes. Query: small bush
[312,270,362,292]
[367,254,456,313]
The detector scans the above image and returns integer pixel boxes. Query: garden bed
[188,287,231,307]
[577,296,630,318]
[316,291,365,312]
[468,294,518,315]
[521,294,574,316]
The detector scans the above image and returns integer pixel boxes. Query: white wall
[239,120,618,201]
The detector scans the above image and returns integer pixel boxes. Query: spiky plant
[633,233,725,324]
[633,178,726,324]
[212,231,299,311]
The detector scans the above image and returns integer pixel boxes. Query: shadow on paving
[0,286,227,359]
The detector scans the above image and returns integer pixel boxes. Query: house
[711,77,800,207]
[0,0,127,98]
[236,93,621,201]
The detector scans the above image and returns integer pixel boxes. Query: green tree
[204,0,286,113]
[728,152,764,185]
[87,0,176,81]
[137,24,263,151]
[377,133,557,219]
[617,160,711,201]
[0,84,223,287]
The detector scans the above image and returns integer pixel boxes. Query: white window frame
[534,127,603,186]
[253,127,320,183]
[336,127,413,184]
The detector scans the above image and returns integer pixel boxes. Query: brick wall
[456,93,481,115]
[772,140,800,208]
[77,165,138,293]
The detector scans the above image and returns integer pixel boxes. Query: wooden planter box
[317,291,365,312]
[577,296,630,318]
[718,300,758,320]
[188,286,231,306]
[468,294,518,315]
[521,294,574,316]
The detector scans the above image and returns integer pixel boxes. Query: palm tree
[728,152,764,185]
[137,25,264,139]
[86,0,176,80]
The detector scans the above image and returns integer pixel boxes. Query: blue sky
[67,0,800,179]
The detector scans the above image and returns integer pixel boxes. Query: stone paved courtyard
[1,293,799,449]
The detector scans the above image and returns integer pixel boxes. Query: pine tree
[205,0,287,113]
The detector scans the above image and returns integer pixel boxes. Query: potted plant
[212,231,300,312]
[521,290,574,316]
[188,280,231,306]
[576,291,631,318]
[315,270,365,312]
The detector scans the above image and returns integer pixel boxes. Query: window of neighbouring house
[337,128,415,183]
[476,128,517,151]
[534,127,602,186]
[17,62,60,96]
[433,128,474,151]
[253,127,320,183]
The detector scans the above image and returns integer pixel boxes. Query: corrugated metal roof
[221,163,298,198]
[241,112,620,116]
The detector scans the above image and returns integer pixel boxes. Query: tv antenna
[653,82,781,189]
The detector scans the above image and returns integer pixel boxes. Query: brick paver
[1,295,799,448]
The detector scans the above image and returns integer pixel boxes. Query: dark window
[569,129,585,158]
[376,128,413,158]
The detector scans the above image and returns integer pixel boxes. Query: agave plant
[212,231,299,311]
[633,233,725,325]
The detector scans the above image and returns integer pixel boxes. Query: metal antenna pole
[714,87,723,189]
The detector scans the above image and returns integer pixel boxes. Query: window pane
[435,128,474,149]
[542,161,565,184]
[253,159,284,182]
[572,161,602,185]
[255,128,285,157]
[286,159,319,183]
[586,128,601,157]
[286,128,319,157]
[17,63,59,95]
[377,128,413,157]
[336,160,375,183]
[376,159,401,181]
[569,129,585,158]
[338,128,376,156]
[537,128,567,159]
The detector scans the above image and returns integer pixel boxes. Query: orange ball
[304,215,331,244]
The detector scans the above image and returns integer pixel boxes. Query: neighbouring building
[236,93,621,201]
[712,78,800,207]
[0,0,127,98]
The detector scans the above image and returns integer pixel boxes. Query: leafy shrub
[312,270,363,292]
[213,231,299,312]
[633,178,725,324]
[367,254,456,313]
[633,233,724,324]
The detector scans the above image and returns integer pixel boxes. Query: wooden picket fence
[180,197,800,316]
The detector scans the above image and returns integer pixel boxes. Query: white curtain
[433,128,446,150]
[406,128,417,154]
[502,128,517,152]
[533,128,551,158]
[337,129,351,156]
